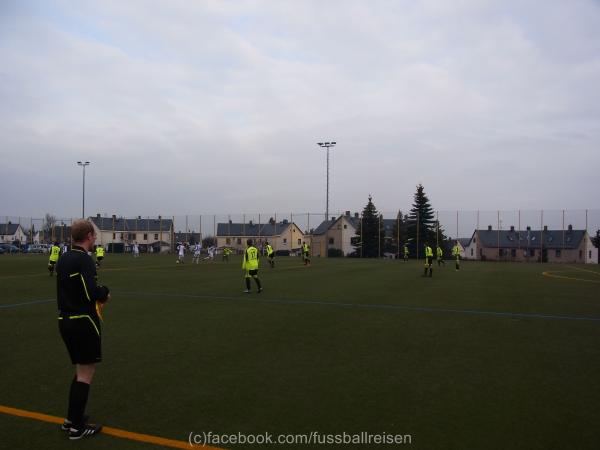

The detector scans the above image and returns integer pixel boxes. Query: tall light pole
[317,141,336,257]
[317,142,336,223]
[77,161,90,218]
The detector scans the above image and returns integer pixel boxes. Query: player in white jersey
[133,242,140,258]
[192,243,202,264]
[177,243,185,264]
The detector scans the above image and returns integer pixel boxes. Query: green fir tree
[356,195,385,258]
[406,184,437,256]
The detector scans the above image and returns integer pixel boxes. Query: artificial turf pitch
[1,254,599,449]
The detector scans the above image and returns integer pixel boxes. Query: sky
[1,0,599,222]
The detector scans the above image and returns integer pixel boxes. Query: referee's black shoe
[68,423,102,440]
[61,415,89,431]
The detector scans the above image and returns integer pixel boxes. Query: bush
[328,248,343,257]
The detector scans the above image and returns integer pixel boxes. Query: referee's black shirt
[56,245,109,318]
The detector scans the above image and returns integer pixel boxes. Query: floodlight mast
[317,141,336,256]
[77,161,90,218]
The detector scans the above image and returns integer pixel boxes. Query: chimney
[228,219,232,224]
[568,224,573,231]
[487,225,492,231]
[354,212,359,218]
[249,220,253,226]
[345,211,350,216]
[158,215,162,220]
[331,216,336,221]
[526,226,531,231]
[96,213,101,218]
[510,226,514,232]
[112,214,116,220]
[543,225,548,231]
[138,216,141,220]
[283,219,288,224]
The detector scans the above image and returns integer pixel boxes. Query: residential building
[311,212,360,257]
[0,223,27,244]
[463,225,597,263]
[216,219,304,253]
[90,214,174,253]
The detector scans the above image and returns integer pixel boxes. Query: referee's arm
[81,257,110,302]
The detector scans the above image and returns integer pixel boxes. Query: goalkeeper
[56,219,110,440]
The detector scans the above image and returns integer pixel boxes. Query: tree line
[353,184,451,258]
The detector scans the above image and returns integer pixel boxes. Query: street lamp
[317,141,336,257]
[77,161,90,218]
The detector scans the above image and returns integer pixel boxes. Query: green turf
[1,254,599,449]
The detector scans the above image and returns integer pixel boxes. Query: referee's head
[71,219,96,251]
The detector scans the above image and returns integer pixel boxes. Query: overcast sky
[1,0,599,221]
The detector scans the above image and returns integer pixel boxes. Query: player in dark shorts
[423,242,433,277]
[57,219,110,440]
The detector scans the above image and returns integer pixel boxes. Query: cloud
[0,0,599,224]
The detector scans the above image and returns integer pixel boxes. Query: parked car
[0,243,21,253]
[25,244,46,253]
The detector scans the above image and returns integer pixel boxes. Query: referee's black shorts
[425,256,433,266]
[59,315,102,364]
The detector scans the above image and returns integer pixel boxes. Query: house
[0,223,27,245]
[216,219,305,253]
[311,211,360,257]
[456,238,471,259]
[463,225,597,264]
[90,214,174,253]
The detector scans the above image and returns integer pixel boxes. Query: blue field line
[117,291,600,323]
[0,299,54,309]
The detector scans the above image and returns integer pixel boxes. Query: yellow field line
[0,404,224,450]
[542,271,600,284]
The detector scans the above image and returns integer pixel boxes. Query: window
[470,249,473,256]
[530,249,535,257]
[555,249,561,258]
[329,238,334,244]
[511,249,516,257]
[343,224,347,229]
[283,238,287,244]
[112,233,116,239]
[473,237,476,243]
[143,233,148,240]
[131,233,137,240]
[579,250,583,258]
[590,250,592,259]
[154,233,158,240]
[297,239,301,245]
[237,238,241,245]
[226,238,231,244]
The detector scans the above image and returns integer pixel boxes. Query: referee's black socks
[68,378,90,429]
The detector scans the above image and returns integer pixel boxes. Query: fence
[1,210,599,262]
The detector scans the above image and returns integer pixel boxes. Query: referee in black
[56,219,110,440]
